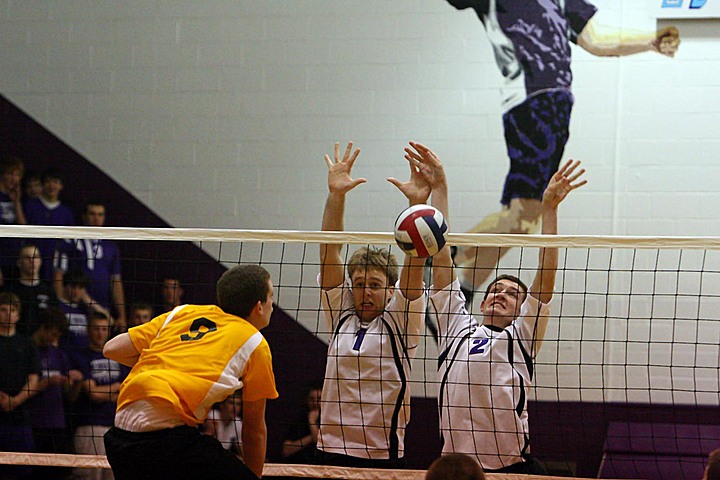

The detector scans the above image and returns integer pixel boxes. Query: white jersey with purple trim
[317,275,426,459]
[431,278,550,470]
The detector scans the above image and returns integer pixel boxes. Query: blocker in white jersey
[318,275,425,460]
[426,155,587,474]
[432,278,549,470]
[318,141,429,467]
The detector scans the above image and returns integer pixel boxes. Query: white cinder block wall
[2,1,719,400]
[2,1,718,236]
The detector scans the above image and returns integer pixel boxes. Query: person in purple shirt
[29,307,84,480]
[57,271,111,353]
[23,167,75,282]
[445,0,680,297]
[54,201,127,331]
[70,311,128,480]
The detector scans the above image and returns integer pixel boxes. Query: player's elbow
[102,342,119,362]
[103,340,130,366]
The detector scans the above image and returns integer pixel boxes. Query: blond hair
[347,247,399,286]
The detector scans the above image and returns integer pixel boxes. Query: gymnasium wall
[1,1,718,237]
[1,1,719,472]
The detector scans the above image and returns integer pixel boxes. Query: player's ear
[248,300,269,328]
[249,300,263,318]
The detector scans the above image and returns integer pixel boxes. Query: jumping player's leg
[454,197,542,290]
[455,90,573,292]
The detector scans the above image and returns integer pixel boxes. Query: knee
[506,199,541,233]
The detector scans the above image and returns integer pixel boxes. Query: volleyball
[393,204,448,258]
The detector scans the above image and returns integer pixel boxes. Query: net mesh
[0,225,718,479]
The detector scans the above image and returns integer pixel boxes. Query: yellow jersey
[117,304,278,426]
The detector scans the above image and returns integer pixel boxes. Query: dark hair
[707,448,720,480]
[483,274,528,301]
[0,292,21,311]
[0,156,24,176]
[63,270,90,289]
[41,167,64,184]
[216,265,271,319]
[303,381,323,401]
[37,307,69,334]
[426,454,485,480]
[88,311,110,326]
[83,200,106,214]
[129,302,152,315]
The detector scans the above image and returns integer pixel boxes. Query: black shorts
[501,89,574,205]
[104,425,258,480]
[487,456,548,475]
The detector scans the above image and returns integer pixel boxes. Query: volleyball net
[0,225,718,479]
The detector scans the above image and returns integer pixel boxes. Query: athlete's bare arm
[399,142,453,293]
[387,142,435,301]
[103,333,140,367]
[242,397,268,478]
[528,160,586,353]
[320,142,366,290]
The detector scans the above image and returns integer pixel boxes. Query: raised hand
[387,158,431,206]
[402,141,447,190]
[542,159,587,209]
[324,141,366,195]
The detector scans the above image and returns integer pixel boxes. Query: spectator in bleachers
[0,155,27,287]
[0,292,41,480]
[4,243,57,336]
[57,271,110,352]
[281,384,322,464]
[54,201,126,331]
[24,167,75,281]
[705,448,720,480]
[29,307,83,480]
[21,169,42,201]
[127,302,153,329]
[203,391,244,459]
[71,311,128,480]
[154,276,184,316]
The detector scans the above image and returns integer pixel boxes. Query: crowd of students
[0,156,198,480]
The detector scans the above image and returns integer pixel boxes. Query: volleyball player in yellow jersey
[102,265,278,480]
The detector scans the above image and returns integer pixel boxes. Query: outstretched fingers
[325,141,366,194]
[343,141,361,168]
[543,159,587,206]
[559,159,587,189]
[328,141,360,165]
